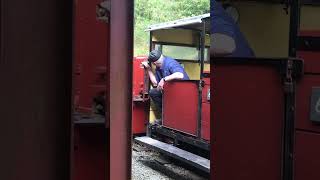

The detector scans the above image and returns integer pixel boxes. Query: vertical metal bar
[149,31,153,52]
[197,22,205,138]
[288,0,301,57]
[146,31,153,137]
[282,1,301,180]
[282,61,295,180]
[109,0,133,179]
[200,22,206,79]
[283,87,296,180]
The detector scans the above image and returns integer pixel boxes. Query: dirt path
[132,142,209,180]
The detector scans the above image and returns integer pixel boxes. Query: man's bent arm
[211,33,236,57]
[146,68,158,86]
[164,72,184,81]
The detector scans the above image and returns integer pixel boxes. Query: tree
[134,0,210,56]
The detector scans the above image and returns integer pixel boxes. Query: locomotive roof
[146,13,210,34]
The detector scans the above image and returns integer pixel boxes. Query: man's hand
[143,61,158,86]
[157,78,165,90]
[141,61,151,69]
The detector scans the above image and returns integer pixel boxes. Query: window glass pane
[162,45,199,60]
[300,4,320,30]
[205,48,209,61]
[155,44,161,51]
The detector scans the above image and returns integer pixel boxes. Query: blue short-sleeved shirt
[211,0,255,57]
[155,56,190,83]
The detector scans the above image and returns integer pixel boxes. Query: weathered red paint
[295,131,320,180]
[72,0,109,179]
[132,102,147,134]
[74,0,109,114]
[132,56,148,99]
[297,31,320,74]
[73,126,107,180]
[212,64,284,180]
[295,30,320,180]
[297,51,320,74]
[132,56,148,134]
[163,81,199,136]
[201,103,210,141]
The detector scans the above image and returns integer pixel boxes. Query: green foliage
[134,0,210,56]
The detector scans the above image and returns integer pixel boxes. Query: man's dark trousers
[149,88,162,113]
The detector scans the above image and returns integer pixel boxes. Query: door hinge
[283,59,294,94]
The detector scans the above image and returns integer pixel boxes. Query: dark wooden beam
[0,0,72,179]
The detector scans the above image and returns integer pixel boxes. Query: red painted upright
[163,81,199,136]
[74,0,109,114]
[132,56,148,134]
[73,0,109,180]
[132,56,148,99]
[162,79,211,140]
[73,126,107,180]
[295,31,320,180]
[212,60,285,180]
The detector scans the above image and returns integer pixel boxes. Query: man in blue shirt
[211,0,255,57]
[141,50,189,117]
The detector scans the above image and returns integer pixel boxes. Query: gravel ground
[132,141,209,180]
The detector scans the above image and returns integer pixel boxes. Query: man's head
[148,50,164,68]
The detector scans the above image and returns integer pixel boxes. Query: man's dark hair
[148,50,162,62]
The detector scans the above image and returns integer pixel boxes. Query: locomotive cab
[210,1,320,180]
[135,14,211,173]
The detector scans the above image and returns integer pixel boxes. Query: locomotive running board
[135,136,210,173]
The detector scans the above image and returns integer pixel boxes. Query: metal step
[73,113,105,125]
[135,136,210,173]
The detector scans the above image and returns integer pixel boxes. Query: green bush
[134,0,210,56]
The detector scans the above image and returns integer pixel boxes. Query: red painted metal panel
[163,81,199,136]
[297,31,320,74]
[212,64,284,180]
[132,56,148,134]
[72,0,109,179]
[296,75,320,133]
[73,126,107,180]
[295,131,320,180]
[295,30,320,180]
[297,51,320,74]
[74,0,109,114]
[299,31,320,37]
[132,102,147,134]
[133,56,148,98]
[201,102,210,141]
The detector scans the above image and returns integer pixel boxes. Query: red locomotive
[72,3,211,177]
[211,1,320,180]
